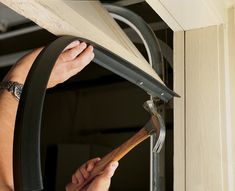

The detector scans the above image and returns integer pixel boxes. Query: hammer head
[143,100,166,153]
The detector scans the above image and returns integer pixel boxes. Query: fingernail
[81,42,87,48]
[96,158,101,162]
[72,175,78,184]
[88,45,93,51]
[86,163,93,172]
[71,40,80,45]
[111,161,119,170]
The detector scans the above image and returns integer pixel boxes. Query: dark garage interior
[0,1,174,190]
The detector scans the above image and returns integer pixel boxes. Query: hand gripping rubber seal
[13,35,178,191]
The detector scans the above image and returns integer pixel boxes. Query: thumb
[100,161,119,179]
[87,161,119,191]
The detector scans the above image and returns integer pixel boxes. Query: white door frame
[145,1,235,190]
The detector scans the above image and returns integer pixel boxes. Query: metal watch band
[0,81,23,101]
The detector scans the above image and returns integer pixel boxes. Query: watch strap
[0,81,23,101]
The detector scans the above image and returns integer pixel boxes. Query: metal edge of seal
[13,35,178,191]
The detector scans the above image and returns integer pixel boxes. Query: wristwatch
[0,81,23,101]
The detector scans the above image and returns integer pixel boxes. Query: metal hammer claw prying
[143,99,166,153]
[74,100,166,190]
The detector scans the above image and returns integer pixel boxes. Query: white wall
[173,7,235,191]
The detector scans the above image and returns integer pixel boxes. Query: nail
[111,161,119,170]
[86,163,93,172]
[71,40,80,45]
[72,175,78,184]
[81,42,87,48]
[88,45,93,51]
[94,158,101,164]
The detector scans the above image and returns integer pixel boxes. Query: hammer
[76,100,165,190]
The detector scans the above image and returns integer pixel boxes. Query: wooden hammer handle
[76,127,150,190]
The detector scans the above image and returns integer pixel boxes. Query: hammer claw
[143,100,166,153]
[76,100,166,190]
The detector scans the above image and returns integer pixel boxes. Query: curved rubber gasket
[13,35,178,191]
[104,4,164,77]
[14,36,79,191]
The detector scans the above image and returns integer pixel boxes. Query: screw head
[137,80,143,86]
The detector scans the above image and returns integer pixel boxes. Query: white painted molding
[225,0,235,7]
[173,31,185,191]
[146,0,228,31]
[145,0,183,31]
[223,7,235,191]
[185,25,225,191]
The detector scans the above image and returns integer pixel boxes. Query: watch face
[13,85,22,100]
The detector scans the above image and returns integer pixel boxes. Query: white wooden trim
[173,31,185,191]
[185,25,228,191]
[147,0,235,189]
[145,0,183,31]
[146,0,228,31]
[225,0,235,7]
[223,7,235,191]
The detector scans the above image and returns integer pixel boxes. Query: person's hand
[4,40,94,88]
[66,158,119,191]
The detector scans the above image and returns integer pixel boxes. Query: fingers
[86,157,101,172]
[48,42,94,88]
[86,161,119,191]
[67,160,118,191]
[61,42,87,62]
[60,45,94,83]
[67,45,94,71]
[72,158,100,185]
[66,182,76,191]
[64,40,80,51]
[99,161,119,180]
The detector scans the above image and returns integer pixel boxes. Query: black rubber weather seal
[13,35,178,191]
[104,4,164,77]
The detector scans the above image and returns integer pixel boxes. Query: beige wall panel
[185,25,224,191]
[226,7,235,190]
[173,31,185,191]
[218,25,228,191]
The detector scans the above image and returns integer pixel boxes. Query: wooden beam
[0,0,165,85]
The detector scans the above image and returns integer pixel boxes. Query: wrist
[0,81,23,101]
[3,67,27,85]
[4,75,25,85]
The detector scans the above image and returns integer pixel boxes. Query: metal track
[13,6,178,191]
[105,4,166,191]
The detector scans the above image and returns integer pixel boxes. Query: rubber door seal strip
[13,35,178,191]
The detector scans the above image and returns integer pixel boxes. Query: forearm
[0,50,42,190]
[0,90,19,191]
[0,41,93,191]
